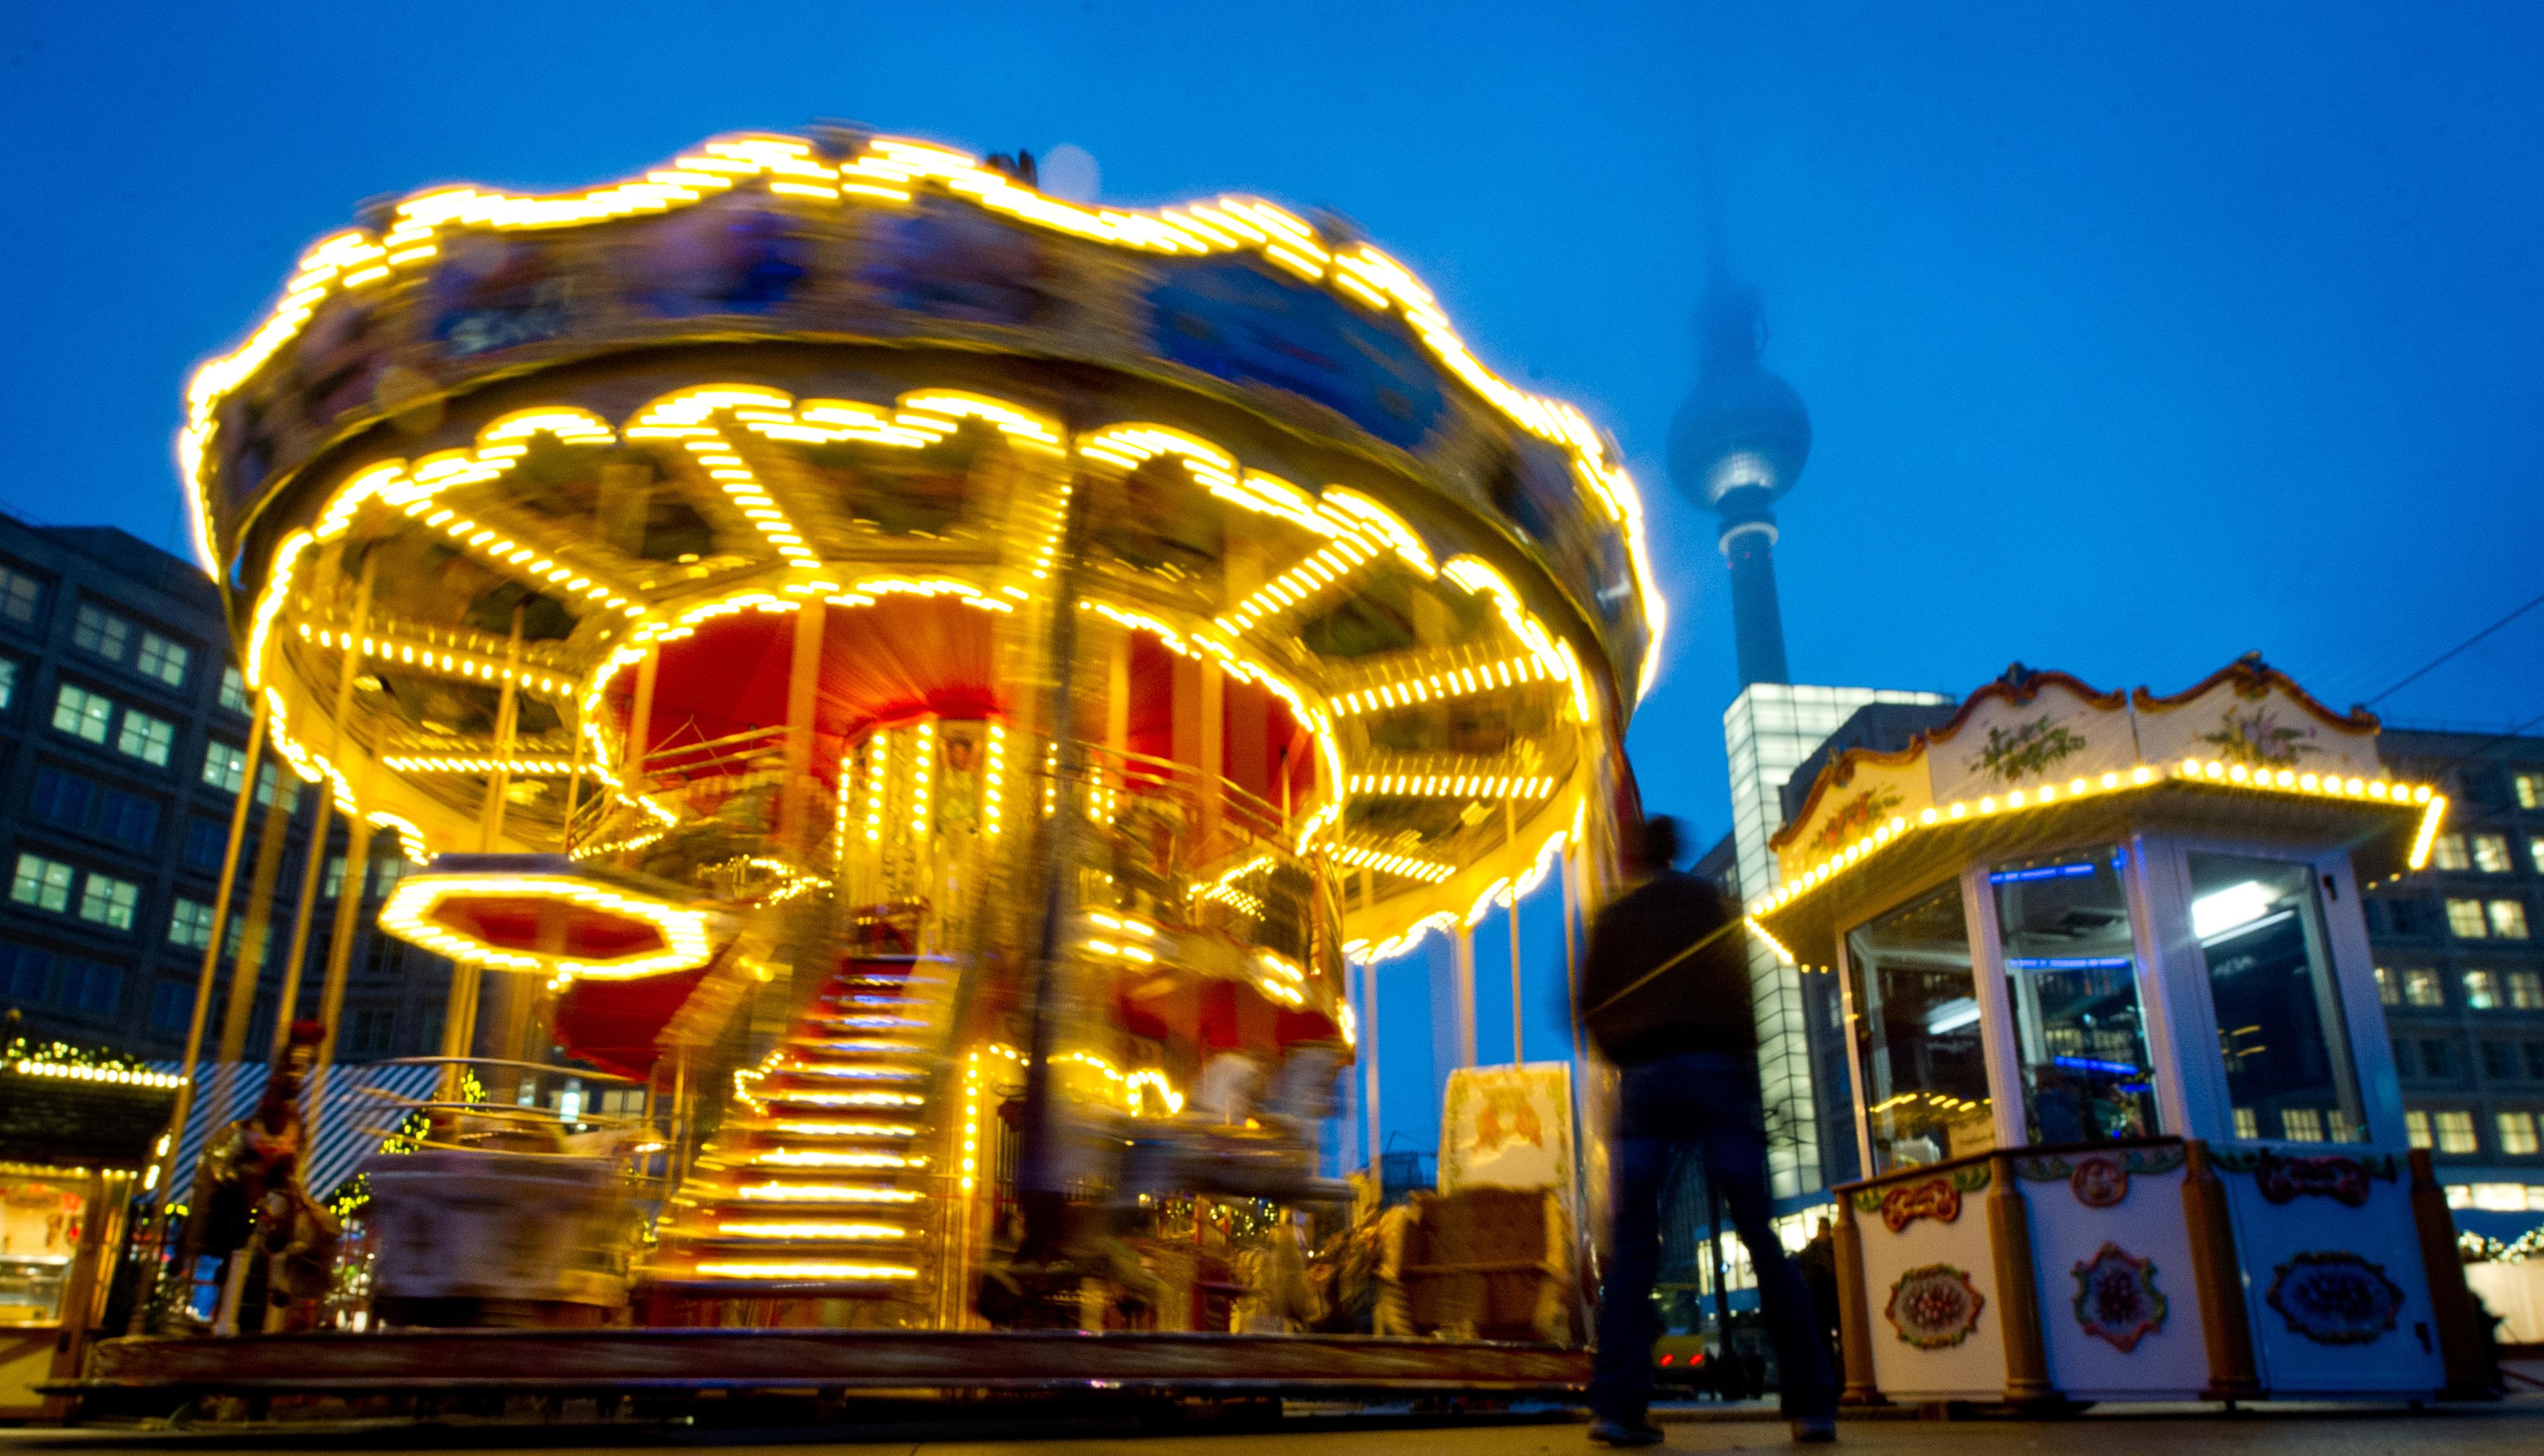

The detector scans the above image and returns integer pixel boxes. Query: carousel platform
[56,1328,1589,1402]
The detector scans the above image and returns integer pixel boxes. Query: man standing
[1577,816,1836,1446]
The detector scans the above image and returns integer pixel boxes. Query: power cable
[2361,588,2544,708]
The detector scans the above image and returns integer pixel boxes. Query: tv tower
[1666,264,1812,687]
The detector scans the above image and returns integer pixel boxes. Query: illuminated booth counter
[76,128,1658,1403]
[1750,659,2492,1408]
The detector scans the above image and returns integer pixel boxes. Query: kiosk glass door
[1845,881,1993,1174]
[2187,852,2365,1143]
[1989,846,2160,1146]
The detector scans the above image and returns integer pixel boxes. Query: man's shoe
[1789,1415,1837,1443]
[1589,1419,1666,1447]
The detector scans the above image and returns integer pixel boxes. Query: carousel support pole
[1452,926,1477,1069]
[625,652,658,783]
[1505,798,1524,1066]
[128,696,269,1334]
[263,794,336,1062]
[468,608,530,1101]
[779,598,826,857]
[1360,868,1381,1187]
[209,762,301,1134]
[306,556,377,1123]
[478,605,525,853]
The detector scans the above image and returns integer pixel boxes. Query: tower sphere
[1665,284,1812,511]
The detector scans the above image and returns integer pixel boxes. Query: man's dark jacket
[1574,869,1757,1066]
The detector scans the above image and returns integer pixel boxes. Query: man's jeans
[1589,1051,1838,1422]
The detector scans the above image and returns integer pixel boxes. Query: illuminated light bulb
[2101,773,2120,790]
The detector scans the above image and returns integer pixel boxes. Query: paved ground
[4,1396,2543,1456]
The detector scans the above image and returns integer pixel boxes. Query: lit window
[2489,900,2531,940]
[2471,834,2515,874]
[0,659,15,710]
[253,762,299,812]
[2374,965,2400,1006]
[2430,834,2471,871]
[202,741,247,793]
[2497,1113,2541,1158]
[2445,1183,2471,1209]
[219,665,247,713]
[2435,1109,2480,1154]
[2281,1107,2325,1142]
[2403,968,2446,1007]
[135,631,189,687]
[10,853,74,912]
[116,708,174,766]
[0,564,43,625]
[2406,1109,2433,1149]
[52,684,113,744]
[2533,837,2544,876]
[71,604,130,661]
[2472,1181,2533,1210]
[2466,970,2502,1010]
[322,855,346,899]
[2449,898,2492,938]
[2511,971,2544,1011]
[77,872,139,931]
[2232,1106,2258,1139]
[2517,772,2544,811]
[169,897,216,950]
[370,856,407,897]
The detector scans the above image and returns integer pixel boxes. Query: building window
[0,658,15,710]
[2510,970,2544,1011]
[149,980,191,1032]
[2471,833,2515,874]
[2405,1109,2433,1149]
[218,665,247,713]
[2449,898,2494,937]
[94,787,159,850]
[0,565,43,626]
[253,762,298,813]
[135,631,189,687]
[183,817,228,871]
[51,684,113,744]
[2232,1107,2260,1139]
[2533,837,2544,875]
[2435,1109,2481,1154]
[169,897,216,949]
[2466,969,2503,1010]
[2281,1107,2326,1142]
[202,741,247,793]
[2482,1041,2521,1080]
[0,944,50,998]
[2491,900,2532,940]
[10,853,74,913]
[2500,1112,2542,1157]
[2374,965,2400,1005]
[28,765,95,828]
[2517,772,2544,810]
[71,605,130,662]
[2420,1038,2456,1078]
[348,1007,396,1056]
[2529,1043,2544,1080]
[2430,834,2471,871]
[2393,1040,2420,1076]
[115,708,174,766]
[2403,967,2446,1007]
[322,855,346,899]
[76,872,139,931]
[55,957,120,1016]
[371,856,408,898]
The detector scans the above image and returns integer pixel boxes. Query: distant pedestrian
[1795,1218,1843,1378]
[1576,815,1837,1446]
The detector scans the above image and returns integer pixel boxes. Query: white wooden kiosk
[1748,657,2492,1409]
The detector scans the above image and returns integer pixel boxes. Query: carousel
[74,130,1657,1405]
[1752,658,2494,1408]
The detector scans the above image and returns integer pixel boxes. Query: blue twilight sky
[7,4,2543,1152]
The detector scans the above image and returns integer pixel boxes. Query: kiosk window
[2190,853,2365,1144]
[1989,846,2160,1146]
[1845,880,1993,1174]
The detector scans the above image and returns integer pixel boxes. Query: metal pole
[1013,473,1086,1265]
[1505,797,1524,1066]
[209,773,298,1132]
[305,556,377,1122]
[1453,926,1477,1069]
[262,796,335,1061]
[126,696,268,1333]
[1360,867,1381,1187]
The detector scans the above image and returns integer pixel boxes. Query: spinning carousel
[82,129,1659,1402]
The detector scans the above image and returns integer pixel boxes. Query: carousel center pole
[1505,797,1524,1066]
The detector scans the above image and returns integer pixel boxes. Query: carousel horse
[200,1020,342,1333]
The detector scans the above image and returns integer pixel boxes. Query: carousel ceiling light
[693,1260,919,1280]
[377,873,715,980]
[715,1221,912,1240]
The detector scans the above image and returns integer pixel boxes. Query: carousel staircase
[649,954,948,1303]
